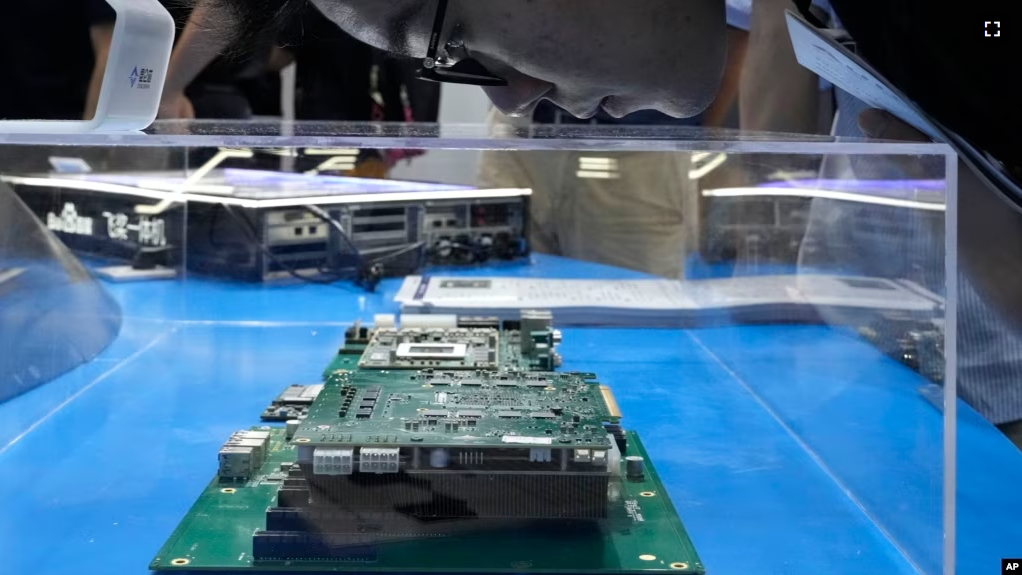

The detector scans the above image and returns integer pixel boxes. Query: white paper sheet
[395,275,941,327]
[785,11,941,141]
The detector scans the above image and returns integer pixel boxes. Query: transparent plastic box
[0,120,993,575]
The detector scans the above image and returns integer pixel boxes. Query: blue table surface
[0,254,1020,575]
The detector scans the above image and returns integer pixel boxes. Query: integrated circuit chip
[358,327,500,370]
[260,384,325,421]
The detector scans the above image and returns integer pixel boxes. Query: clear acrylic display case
[0,121,985,575]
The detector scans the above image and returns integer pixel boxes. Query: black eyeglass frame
[415,0,508,87]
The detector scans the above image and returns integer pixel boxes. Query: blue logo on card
[128,66,153,89]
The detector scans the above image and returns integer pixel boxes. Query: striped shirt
[805,88,1022,425]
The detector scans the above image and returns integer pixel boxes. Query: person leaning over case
[167,0,731,277]
[147,0,1022,186]
[183,0,1022,429]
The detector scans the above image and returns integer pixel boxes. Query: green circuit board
[292,368,616,449]
[320,328,550,375]
[150,428,704,573]
[152,315,704,574]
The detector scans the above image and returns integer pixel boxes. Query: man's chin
[493,103,541,118]
[600,97,697,120]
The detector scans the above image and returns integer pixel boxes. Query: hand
[856,108,935,179]
[158,92,195,120]
[857,108,929,142]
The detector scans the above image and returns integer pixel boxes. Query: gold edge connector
[599,385,623,419]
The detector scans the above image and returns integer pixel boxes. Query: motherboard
[857,315,944,383]
[151,312,704,574]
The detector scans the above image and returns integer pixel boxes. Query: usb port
[308,226,318,235]
[294,227,303,236]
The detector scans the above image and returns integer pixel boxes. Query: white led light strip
[0,175,531,210]
[702,186,946,211]
[136,149,255,215]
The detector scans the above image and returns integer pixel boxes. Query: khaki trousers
[477,110,696,279]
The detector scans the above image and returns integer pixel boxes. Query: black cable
[434,240,489,264]
[371,241,427,266]
[221,203,429,291]
[222,204,356,286]
[302,204,367,270]
[302,204,433,287]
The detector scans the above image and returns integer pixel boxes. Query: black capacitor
[625,456,645,479]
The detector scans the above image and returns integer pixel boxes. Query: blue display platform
[0,254,1019,575]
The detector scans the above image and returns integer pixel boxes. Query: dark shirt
[825,0,1020,182]
[0,0,115,120]
[283,6,440,123]
[159,1,269,87]
[160,1,272,119]
[286,7,375,121]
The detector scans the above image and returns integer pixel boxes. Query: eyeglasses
[415,0,508,87]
